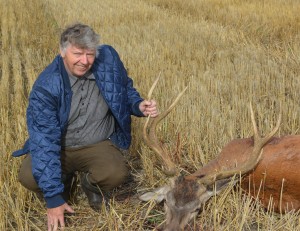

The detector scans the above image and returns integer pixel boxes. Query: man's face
[61,44,96,77]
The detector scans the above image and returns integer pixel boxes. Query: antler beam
[143,76,188,176]
[198,102,282,185]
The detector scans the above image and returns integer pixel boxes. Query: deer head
[139,78,281,231]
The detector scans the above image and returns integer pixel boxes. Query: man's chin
[73,70,88,77]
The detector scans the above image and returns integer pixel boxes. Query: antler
[143,76,188,176]
[198,102,282,185]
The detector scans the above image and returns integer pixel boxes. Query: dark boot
[81,173,110,211]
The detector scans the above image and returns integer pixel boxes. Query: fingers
[48,218,65,231]
[58,216,65,230]
[147,108,159,117]
[48,218,58,231]
[53,221,58,231]
[147,100,158,117]
[48,221,55,231]
[143,99,156,107]
[141,100,159,117]
[65,204,75,213]
[149,99,156,106]
[47,217,53,231]
[47,203,73,231]
[48,220,64,231]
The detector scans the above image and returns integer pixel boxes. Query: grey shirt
[61,71,115,147]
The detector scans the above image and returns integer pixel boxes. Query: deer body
[142,134,299,231]
[140,78,287,231]
[190,135,300,213]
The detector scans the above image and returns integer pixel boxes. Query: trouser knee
[89,163,129,191]
[18,155,40,193]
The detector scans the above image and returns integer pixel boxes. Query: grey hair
[60,23,100,54]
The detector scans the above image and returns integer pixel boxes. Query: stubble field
[1,0,300,230]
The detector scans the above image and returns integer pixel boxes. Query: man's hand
[139,100,159,118]
[47,203,74,231]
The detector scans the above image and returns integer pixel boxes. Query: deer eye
[192,208,201,213]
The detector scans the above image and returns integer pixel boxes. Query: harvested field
[1,0,300,230]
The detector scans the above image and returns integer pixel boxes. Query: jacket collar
[57,55,72,94]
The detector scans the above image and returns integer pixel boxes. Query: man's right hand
[47,203,74,231]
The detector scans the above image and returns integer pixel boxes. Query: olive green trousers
[18,139,129,193]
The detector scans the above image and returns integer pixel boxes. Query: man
[13,23,158,231]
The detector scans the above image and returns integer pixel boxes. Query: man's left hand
[139,100,159,118]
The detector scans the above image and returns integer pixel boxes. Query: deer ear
[196,179,233,204]
[139,185,171,203]
[206,178,235,194]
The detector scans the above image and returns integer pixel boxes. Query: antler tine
[251,102,282,150]
[199,102,281,186]
[143,75,188,176]
[147,73,161,100]
[143,75,160,157]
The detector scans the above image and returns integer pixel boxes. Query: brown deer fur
[140,78,292,230]
[187,135,300,213]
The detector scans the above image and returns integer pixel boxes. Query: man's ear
[139,185,171,203]
[60,47,66,58]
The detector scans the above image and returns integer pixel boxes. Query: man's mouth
[77,65,88,71]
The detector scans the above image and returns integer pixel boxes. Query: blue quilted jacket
[13,45,144,208]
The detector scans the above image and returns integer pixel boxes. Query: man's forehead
[67,44,96,53]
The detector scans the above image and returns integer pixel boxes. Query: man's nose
[80,55,88,64]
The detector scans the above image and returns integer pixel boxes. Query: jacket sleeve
[109,46,145,117]
[27,76,65,208]
[126,77,145,117]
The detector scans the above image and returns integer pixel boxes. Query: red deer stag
[138,79,297,231]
